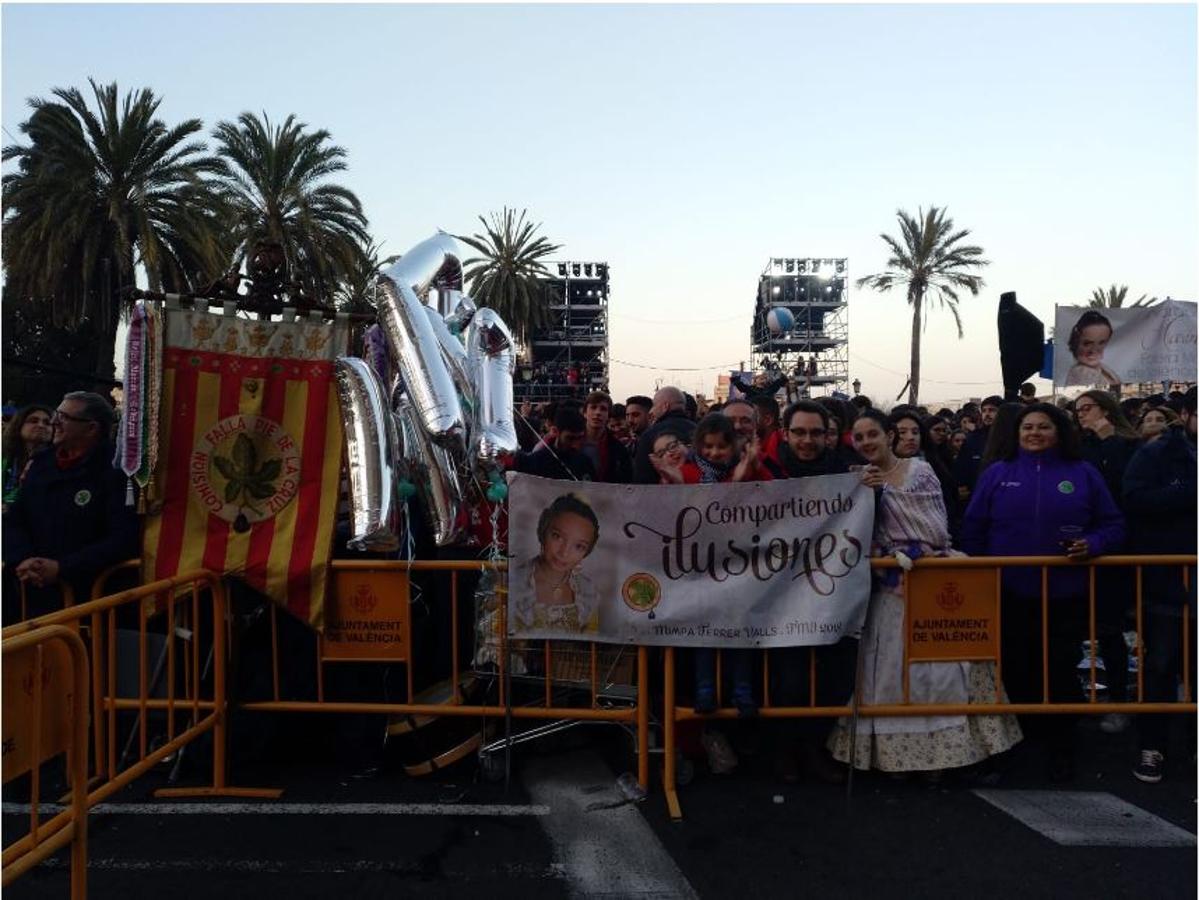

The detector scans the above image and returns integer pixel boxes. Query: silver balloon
[334,357,401,552]
[423,305,475,428]
[376,233,468,445]
[398,394,465,547]
[442,290,478,333]
[466,308,519,461]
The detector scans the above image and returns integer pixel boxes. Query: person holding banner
[829,409,1022,778]
[509,493,600,634]
[658,414,768,718]
[770,401,856,783]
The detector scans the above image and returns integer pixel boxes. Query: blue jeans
[695,648,754,705]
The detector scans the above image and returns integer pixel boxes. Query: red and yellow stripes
[142,347,343,628]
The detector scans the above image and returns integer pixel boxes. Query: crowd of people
[510,379,1197,786]
[2,375,1194,788]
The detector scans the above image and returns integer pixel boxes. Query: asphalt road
[4,715,1195,899]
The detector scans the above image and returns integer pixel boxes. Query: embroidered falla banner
[506,472,875,647]
[141,308,349,628]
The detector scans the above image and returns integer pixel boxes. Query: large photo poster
[1053,299,1196,387]
[506,472,875,647]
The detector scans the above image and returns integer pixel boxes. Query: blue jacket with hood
[959,447,1126,598]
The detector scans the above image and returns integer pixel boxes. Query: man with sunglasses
[3,391,139,619]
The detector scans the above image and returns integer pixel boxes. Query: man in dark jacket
[4,391,139,619]
[580,391,632,483]
[952,394,1002,500]
[1124,387,1197,784]
[767,401,855,783]
[513,406,595,482]
[632,387,696,484]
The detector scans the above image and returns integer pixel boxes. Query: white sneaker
[701,730,739,775]
[1099,713,1131,734]
[1133,749,1164,783]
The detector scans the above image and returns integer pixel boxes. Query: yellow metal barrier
[662,554,1196,819]
[238,559,652,790]
[1,568,280,876]
[2,625,90,898]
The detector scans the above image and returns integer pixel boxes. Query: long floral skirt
[828,587,1023,772]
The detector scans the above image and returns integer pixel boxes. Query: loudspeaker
[997,292,1045,400]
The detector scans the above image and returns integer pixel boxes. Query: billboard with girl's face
[1053,300,1196,388]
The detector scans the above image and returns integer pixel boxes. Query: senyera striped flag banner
[142,308,349,628]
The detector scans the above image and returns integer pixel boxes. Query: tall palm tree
[458,208,561,345]
[856,207,989,405]
[2,79,225,380]
[211,112,370,302]
[1088,284,1158,309]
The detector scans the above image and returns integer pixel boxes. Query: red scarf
[55,445,88,471]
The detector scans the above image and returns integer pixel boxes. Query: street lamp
[852,378,861,396]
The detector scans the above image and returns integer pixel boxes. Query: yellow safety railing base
[155,786,284,799]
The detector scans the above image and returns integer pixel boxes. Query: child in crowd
[655,414,769,716]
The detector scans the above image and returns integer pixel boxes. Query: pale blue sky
[3,3,1196,403]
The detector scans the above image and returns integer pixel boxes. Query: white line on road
[2,801,549,817]
[522,750,698,899]
[33,857,566,877]
[973,790,1197,847]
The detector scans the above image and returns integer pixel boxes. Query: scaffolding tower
[750,257,849,397]
[514,261,610,402]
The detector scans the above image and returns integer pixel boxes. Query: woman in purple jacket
[960,403,1126,782]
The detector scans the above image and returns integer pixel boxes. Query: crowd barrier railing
[236,559,651,789]
[2,624,90,898]
[662,554,1196,819]
[1,568,280,877]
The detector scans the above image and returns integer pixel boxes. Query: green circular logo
[1058,481,1075,494]
[74,489,92,507]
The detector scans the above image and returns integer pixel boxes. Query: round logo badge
[622,573,662,619]
[1058,481,1075,494]
[190,414,301,530]
[74,489,92,507]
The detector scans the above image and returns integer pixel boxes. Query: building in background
[514,261,609,402]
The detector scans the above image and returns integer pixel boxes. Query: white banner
[506,472,875,647]
[1053,299,1197,387]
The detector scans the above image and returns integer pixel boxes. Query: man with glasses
[762,401,855,783]
[3,391,139,619]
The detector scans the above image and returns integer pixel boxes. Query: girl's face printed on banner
[1074,323,1112,367]
[542,512,596,574]
[699,433,735,466]
[851,418,892,464]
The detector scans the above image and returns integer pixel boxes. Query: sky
[3,2,1196,406]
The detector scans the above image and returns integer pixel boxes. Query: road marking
[2,801,548,817]
[973,790,1197,847]
[33,858,566,877]
[522,750,698,898]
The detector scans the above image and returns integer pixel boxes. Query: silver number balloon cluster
[334,232,519,549]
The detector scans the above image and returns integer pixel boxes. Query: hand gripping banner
[507,472,875,647]
[141,308,349,628]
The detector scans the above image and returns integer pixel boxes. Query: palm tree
[458,208,562,345]
[856,207,989,405]
[1088,284,1158,309]
[210,112,370,302]
[2,80,225,380]
[331,241,400,315]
